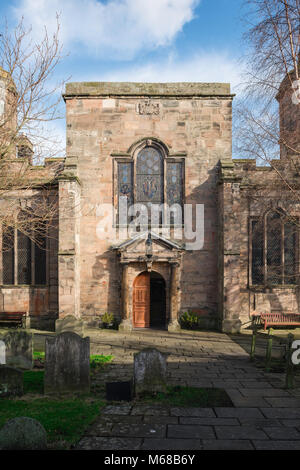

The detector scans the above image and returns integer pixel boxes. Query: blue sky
[0,0,249,152]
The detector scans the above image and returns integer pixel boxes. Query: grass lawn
[138,385,233,407]
[1,352,234,448]
[0,354,113,449]
[0,397,104,448]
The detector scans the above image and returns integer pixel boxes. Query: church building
[0,67,299,333]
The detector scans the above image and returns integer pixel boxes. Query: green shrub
[100,312,118,330]
[179,311,200,330]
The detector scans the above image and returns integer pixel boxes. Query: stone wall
[219,158,300,330]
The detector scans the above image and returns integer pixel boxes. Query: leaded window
[136,147,163,205]
[34,230,47,285]
[118,162,133,205]
[251,212,297,286]
[117,145,184,226]
[166,162,183,206]
[2,225,47,286]
[18,231,31,285]
[2,227,14,285]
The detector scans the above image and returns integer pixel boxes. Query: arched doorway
[133,271,166,329]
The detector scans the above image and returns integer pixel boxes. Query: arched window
[251,211,297,286]
[116,142,184,226]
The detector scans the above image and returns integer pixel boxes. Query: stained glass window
[118,162,133,224]
[166,162,183,206]
[116,145,184,226]
[118,163,133,204]
[136,147,163,204]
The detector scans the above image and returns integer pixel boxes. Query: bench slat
[253,312,300,330]
[0,312,26,328]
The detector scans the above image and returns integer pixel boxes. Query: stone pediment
[111,231,184,266]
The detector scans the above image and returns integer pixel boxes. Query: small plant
[100,313,118,330]
[90,354,113,370]
[179,310,200,330]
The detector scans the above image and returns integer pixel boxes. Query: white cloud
[13,0,200,59]
[78,52,242,91]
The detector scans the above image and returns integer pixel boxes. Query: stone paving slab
[260,408,300,419]
[202,439,254,450]
[237,418,282,427]
[111,423,166,438]
[167,425,215,439]
[214,426,268,440]
[141,439,202,450]
[143,416,179,425]
[179,417,239,426]
[262,427,300,440]
[227,397,271,408]
[252,440,300,450]
[280,419,300,427]
[239,388,292,397]
[76,437,142,450]
[170,407,215,417]
[264,398,300,408]
[75,329,300,450]
[131,405,170,416]
[214,408,265,419]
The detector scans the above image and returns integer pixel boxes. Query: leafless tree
[234,0,300,166]
[234,1,300,285]
[0,16,67,250]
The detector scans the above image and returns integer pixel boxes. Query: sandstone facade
[0,76,299,333]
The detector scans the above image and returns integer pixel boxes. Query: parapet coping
[64,81,232,99]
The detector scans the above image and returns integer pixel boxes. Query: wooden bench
[0,312,27,328]
[252,312,300,330]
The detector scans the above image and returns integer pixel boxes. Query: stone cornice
[64,82,233,99]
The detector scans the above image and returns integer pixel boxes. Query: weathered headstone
[0,331,33,369]
[0,366,23,397]
[55,315,85,337]
[44,331,90,394]
[133,348,168,397]
[0,417,47,450]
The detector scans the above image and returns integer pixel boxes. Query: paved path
[75,329,300,450]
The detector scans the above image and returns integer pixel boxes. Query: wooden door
[133,272,150,328]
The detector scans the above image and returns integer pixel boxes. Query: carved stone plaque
[137,100,160,115]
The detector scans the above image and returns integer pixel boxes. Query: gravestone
[0,417,47,450]
[55,315,85,337]
[44,331,90,394]
[0,331,33,369]
[0,366,23,397]
[133,348,168,397]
